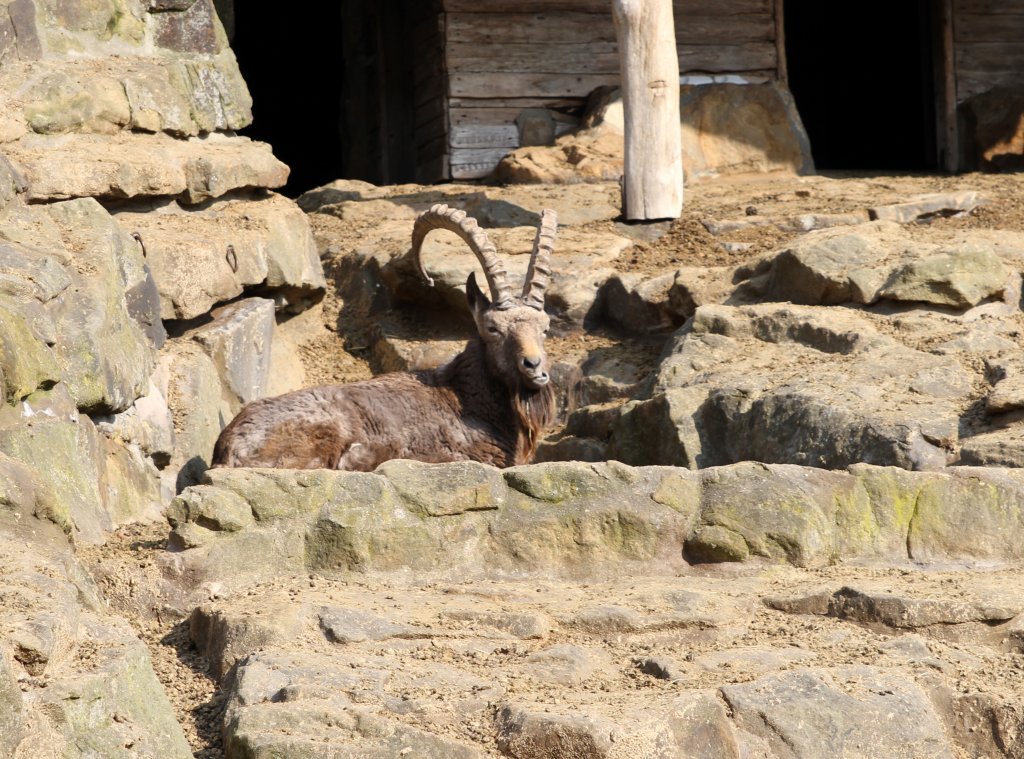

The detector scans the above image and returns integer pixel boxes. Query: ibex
[211,204,558,471]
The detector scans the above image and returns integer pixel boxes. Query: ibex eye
[488,326,500,334]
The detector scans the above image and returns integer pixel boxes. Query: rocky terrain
[2,1,1024,758]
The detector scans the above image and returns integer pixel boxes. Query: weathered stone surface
[604,303,967,471]
[44,198,154,413]
[0,295,60,404]
[193,297,274,405]
[756,221,1011,308]
[0,651,23,757]
[521,644,610,685]
[222,651,486,758]
[161,461,1024,606]
[161,342,234,491]
[497,705,615,758]
[5,132,286,203]
[190,601,310,679]
[878,246,1007,309]
[869,191,981,223]
[768,586,1022,629]
[722,667,953,758]
[152,0,221,53]
[0,388,111,542]
[319,606,417,645]
[26,617,192,758]
[495,82,814,184]
[115,193,324,320]
[959,426,1024,467]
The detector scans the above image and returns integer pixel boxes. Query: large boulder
[599,303,968,471]
[114,193,325,320]
[495,82,814,184]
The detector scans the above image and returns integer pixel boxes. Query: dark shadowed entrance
[227,1,436,195]
[784,0,941,171]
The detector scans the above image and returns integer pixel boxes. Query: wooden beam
[774,0,787,84]
[613,0,683,220]
[938,0,958,171]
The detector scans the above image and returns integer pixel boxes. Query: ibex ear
[466,272,491,316]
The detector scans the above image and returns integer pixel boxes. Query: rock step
[164,460,1024,604]
[5,132,287,203]
[191,568,1024,759]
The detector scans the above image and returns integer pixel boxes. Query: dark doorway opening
[229,1,432,196]
[784,0,940,171]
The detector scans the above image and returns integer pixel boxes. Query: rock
[757,221,1009,308]
[571,606,644,634]
[631,303,966,471]
[495,82,814,184]
[692,462,857,568]
[161,343,234,491]
[768,586,1022,629]
[95,378,175,467]
[222,652,484,758]
[152,0,222,53]
[869,191,981,223]
[685,524,751,563]
[984,357,1024,414]
[959,426,1024,467]
[192,298,275,405]
[0,295,60,404]
[961,86,1024,171]
[497,691,742,759]
[114,193,325,320]
[442,609,551,640]
[45,198,155,413]
[6,132,287,203]
[497,705,615,758]
[723,667,953,758]
[190,601,311,680]
[877,246,1007,309]
[524,639,610,688]
[0,388,111,542]
[318,607,418,645]
[600,271,682,332]
[908,467,1024,562]
[0,652,23,756]
[695,646,817,676]
[26,617,192,758]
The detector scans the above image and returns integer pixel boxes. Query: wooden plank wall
[414,7,450,182]
[953,0,1024,103]
[443,0,779,179]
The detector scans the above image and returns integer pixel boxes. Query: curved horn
[522,208,557,310]
[410,204,513,307]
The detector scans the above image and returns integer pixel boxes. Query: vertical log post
[612,0,683,221]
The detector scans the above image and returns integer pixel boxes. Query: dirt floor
[79,169,1024,757]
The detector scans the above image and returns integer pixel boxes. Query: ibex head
[410,204,557,390]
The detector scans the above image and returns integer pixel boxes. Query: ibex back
[211,204,558,471]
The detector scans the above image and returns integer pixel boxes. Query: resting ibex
[212,204,558,471]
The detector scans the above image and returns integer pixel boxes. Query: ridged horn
[522,208,557,310]
[410,204,513,307]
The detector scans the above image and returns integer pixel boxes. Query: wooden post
[611,0,683,221]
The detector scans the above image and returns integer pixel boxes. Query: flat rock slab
[183,567,1024,758]
[5,132,287,203]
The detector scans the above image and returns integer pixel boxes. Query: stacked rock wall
[0,6,325,752]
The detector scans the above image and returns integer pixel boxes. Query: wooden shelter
[226,0,1024,188]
